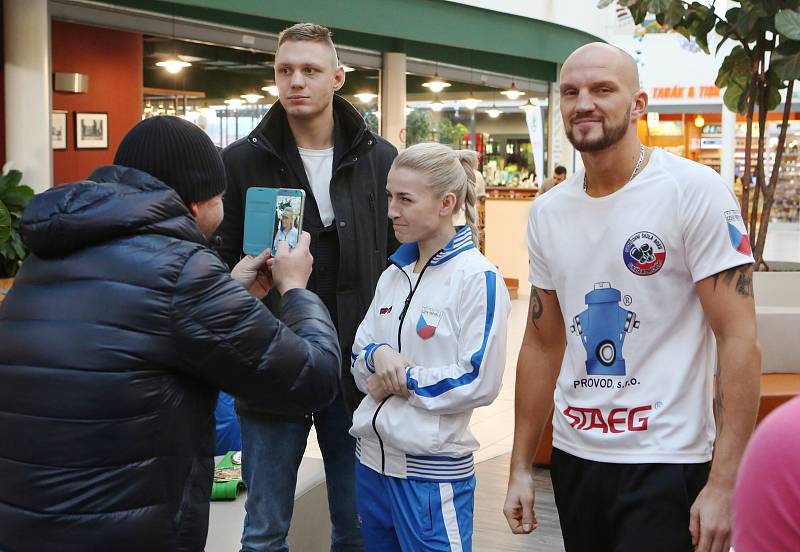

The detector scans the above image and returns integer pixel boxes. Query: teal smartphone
[243,188,305,255]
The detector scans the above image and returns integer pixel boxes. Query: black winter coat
[217,95,398,414]
[0,166,341,552]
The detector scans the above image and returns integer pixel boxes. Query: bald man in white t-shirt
[503,43,761,552]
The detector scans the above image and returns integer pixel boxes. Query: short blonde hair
[392,143,480,245]
[277,23,338,69]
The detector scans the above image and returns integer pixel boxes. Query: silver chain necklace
[583,144,646,193]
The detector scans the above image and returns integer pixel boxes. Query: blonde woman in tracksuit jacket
[350,143,511,552]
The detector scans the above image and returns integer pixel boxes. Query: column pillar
[721,105,736,190]
[4,0,51,191]
[380,52,406,150]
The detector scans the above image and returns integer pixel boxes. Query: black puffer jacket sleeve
[170,247,341,414]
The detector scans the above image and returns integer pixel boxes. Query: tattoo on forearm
[712,264,754,298]
[530,287,552,329]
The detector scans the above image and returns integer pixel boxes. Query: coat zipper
[370,250,441,474]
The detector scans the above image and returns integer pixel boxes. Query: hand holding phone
[231,248,273,299]
[271,231,313,294]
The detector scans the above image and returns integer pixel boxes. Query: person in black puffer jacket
[0,116,341,552]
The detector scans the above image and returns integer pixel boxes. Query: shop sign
[650,85,720,100]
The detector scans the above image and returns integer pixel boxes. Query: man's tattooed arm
[711,264,754,298]
[530,286,553,329]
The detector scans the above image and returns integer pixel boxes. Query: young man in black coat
[215,22,397,552]
[0,116,341,552]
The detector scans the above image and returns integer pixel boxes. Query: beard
[566,108,631,152]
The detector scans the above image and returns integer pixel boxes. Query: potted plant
[0,169,34,301]
[599,0,800,270]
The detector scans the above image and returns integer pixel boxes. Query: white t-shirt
[526,148,754,464]
[298,146,334,227]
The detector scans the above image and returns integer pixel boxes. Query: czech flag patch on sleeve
[725,210,751,255]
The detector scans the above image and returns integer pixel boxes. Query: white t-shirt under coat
[298,146,334,227]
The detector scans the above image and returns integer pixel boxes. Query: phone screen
[243,188,305,256]
[272,191,304,251]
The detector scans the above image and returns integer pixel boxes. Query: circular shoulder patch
[623,231,666,276]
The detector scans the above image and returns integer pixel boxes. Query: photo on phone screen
[273,192,303,250]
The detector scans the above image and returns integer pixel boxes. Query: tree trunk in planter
[0,278,13,303]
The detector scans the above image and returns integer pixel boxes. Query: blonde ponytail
[455,150,479,246]
[392,143,481,246]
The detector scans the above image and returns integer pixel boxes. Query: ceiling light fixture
[486,95,501,118]
[520,98,537,112]
[354,92,377,104]
[461,96,481,110]
[224,98,244,107]
[241,93,264,103]
[341,65,356,73]
[261,84,279,96]
[156,9,191,74]
[156,59,191,74]
[430,97,445,112]
[422,63,451,93]
[461,62,480,110]
[404,106,414,116]
[501,80,525,100]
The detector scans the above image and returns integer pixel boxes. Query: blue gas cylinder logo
[623,231,666,276]
[570,282,640,376]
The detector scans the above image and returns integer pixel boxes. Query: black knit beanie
[114,116,226,205]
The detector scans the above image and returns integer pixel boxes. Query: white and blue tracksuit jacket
[350,226,511,482]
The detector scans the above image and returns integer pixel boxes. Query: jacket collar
[247,94,373,168]
[389,225,475,268]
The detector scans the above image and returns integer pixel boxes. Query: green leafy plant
[0,169,34,277]
[406,110,433,146]
[599,0,800,269]
[435,117,471,146]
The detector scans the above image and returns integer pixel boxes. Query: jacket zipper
[371,397,390,473]
[370,250,441,474]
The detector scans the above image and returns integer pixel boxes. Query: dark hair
[554,165,567,175]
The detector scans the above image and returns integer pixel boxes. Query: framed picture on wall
[51,111,67,150]
[75,112,108,149]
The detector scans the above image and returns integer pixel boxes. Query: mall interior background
[2,2,799,551]
[4,1,799,263]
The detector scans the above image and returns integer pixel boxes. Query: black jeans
[550,447,710,552]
